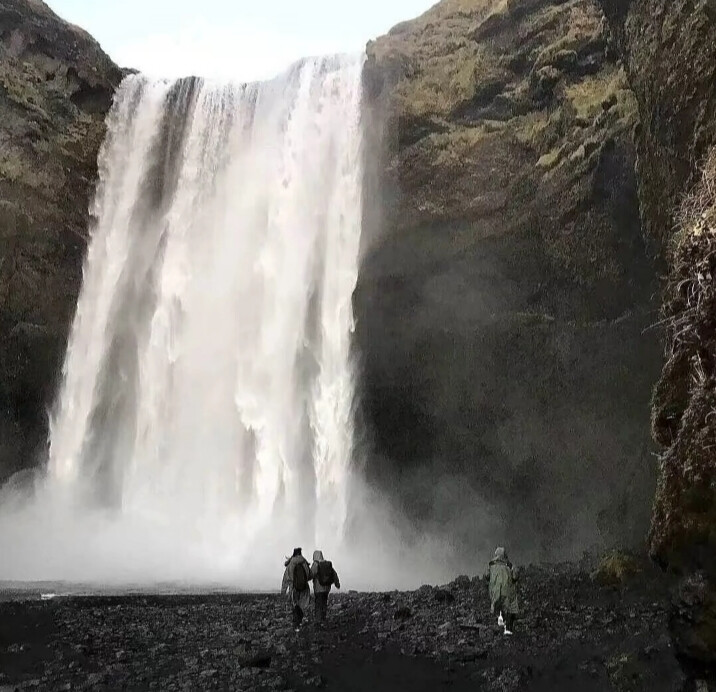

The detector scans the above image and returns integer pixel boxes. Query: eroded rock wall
[0,0,121,482]
[598,0,716,579]
[356,0,662,561]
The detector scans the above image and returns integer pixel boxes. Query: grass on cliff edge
[370,0,508,119]
[565,68,635,121]
[649,148,716,569]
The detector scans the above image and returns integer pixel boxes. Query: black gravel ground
[0,561,692,691]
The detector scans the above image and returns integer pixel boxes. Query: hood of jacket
[313,550,324,562]
[490,547,510,566]
[287,554,307,567]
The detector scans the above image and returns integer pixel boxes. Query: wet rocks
[0,560,699,690]
[239,651,273,669]
[595,1,716,618]
[433,589,455,605]
[479,666,522,692]
[453,575,471,590]
[0,0,122,482]
[671,573,716,668]
[393,606,412,621]
[358,0,660,565]
[0,566,674,692]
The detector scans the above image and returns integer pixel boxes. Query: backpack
[292,561,309,592]
[317,560,334,587]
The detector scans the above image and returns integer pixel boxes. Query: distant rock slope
[355,0,661,560]
[0,0,121,481]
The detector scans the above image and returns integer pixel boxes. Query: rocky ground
[0,557,705,691]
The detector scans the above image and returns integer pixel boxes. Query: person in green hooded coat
[489,546,518,635]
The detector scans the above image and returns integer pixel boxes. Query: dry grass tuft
[662,150,716,369]
[565,68,634,121]
[591,551,642,586]
[368,0,509,119]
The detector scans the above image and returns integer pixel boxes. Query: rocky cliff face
[3,0,710,586]
[355,0,662,561]
[598,0,716,581]
[0,0,121,483]
[595,0,716,670]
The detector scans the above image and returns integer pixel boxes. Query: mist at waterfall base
[0,56,464,591]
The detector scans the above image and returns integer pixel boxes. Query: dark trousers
[293,605,304,628]
[314,592,329,622]
[495,598,515,631]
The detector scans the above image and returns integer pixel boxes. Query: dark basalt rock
[453,575,471,590]
[238,651,273,669]
[0,0,121,483]
[0,560,692,691]
[394,606,412,621]
[572,1,716,675]
[596,0,716,583]
[357,0,661,563]
[433,589,456,604]
[671,573,716,669]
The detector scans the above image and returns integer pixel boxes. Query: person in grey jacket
[310,549,340,623]
[282,548,311,630]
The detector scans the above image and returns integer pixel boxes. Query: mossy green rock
[591,550,642,586]
[672,572,716,668]
[356,0,661,559]
[0,0,121,481]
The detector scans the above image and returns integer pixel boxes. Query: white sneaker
[497,613,504,627]
[503,629,513,636]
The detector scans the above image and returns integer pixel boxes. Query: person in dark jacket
[489,546,518,635]
[282,548,311,630]
[310,550,340,623]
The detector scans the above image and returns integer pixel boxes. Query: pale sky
[46,0,436,81]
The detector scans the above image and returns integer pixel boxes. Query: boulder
[591,551,642,587]
[671,573,716,668]
[434,589,456,605]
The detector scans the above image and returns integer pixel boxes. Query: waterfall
[15,55,365,583]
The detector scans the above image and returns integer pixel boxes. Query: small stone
[239,651,272,669]
[434,589,456,604]
[453,575,471,590]
[459,649,488,662]
[394,606,412,621]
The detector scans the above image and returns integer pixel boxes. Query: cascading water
[0,55,369,585]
